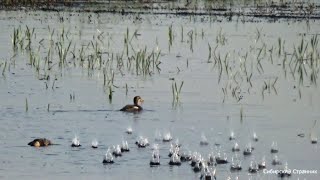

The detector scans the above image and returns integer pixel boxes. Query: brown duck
[120,96,144,112]
[28,138,52,147]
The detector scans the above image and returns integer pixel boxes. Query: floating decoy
[126,127,133,134]
[229,131,235,140]
[102,148,114,164]
[253,132,258,142]
[230,157,242,171]
[200,167,216,180]
[180,150,192,162]
[200,133,209,146]
[232,142,240,152]
[272,155,281,165]
[311,136,318,144]
[112,145,122,157]
[150,150,160,166]
[91,139,98,148]
[121,140,130,152]
[277,162,291,178]
[71,136,81,147]
[163,132,173,142]
[154,130,162,142]
[248,161,259,173]
[135,136,149,148]
[258,156,266,169]
[215,153,228,164]
[271,141,279,153]
[190,152,200,166]
[168,143,179,157]
[169,150,181,166]
[207,153,215,166]
[243,143,254,155]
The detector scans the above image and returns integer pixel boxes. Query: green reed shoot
[57,40,72,68]
[278,37,282,56]
[208,43,212,63]
[172,81,184,103]
[125,83,128,95]
[181,26,184,42]
[216,28,226,46]
[2,61,7,76]
[240,106,243,123]
[187,30,193,52]
[168,24,173,47]
[25,98,28,112]
[108,85,113,101]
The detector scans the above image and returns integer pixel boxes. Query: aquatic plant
[25,98,28,112]
[168,24,173,48]
[172,81,184,103]
[2,61,7,76]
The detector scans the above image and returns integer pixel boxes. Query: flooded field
[0,4,320,180]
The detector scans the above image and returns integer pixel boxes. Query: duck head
[134,96,144,106]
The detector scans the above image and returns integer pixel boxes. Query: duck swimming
[120,96,144,112]
[28,138,52,147]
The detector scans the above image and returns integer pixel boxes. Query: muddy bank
[1,0,320,19]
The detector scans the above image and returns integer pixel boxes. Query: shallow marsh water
[0,10,320,180]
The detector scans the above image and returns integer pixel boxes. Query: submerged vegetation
[8,24,163,103]
[3,14,320,106]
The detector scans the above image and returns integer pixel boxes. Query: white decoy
[126,127,133,134]
[200,133,209,145]
[121,140,130,152]
[91,139,98,148]
[103,148,114,164]
[112,145,122,157]
[71,136,81,147]
[163,132,173,142]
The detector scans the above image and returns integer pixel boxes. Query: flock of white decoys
[64,128,295,180]
[28,125,317,179]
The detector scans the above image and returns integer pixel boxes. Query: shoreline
[1,1,320,20]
